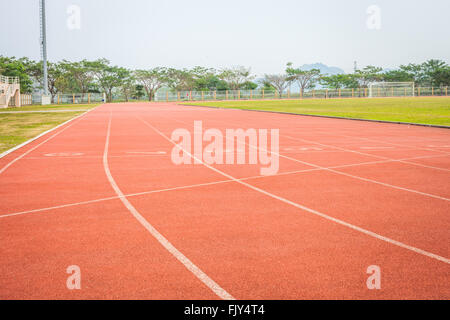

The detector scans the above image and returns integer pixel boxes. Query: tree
[133,84,145,100]
[354,66,383,88]
[62,60,94,100]
[88,59,130,102]
[167,68,196,91]
[134,68,168,101]
[320,74,358,92]
[396,63,423,85]
[420,59,448,87]
[286,63,321,95]
[262,74,289,98]
[120,74,136,102]
[27,61,71,103]
[240,81,258,90]
[219,66,254,90]
[430,66,450,87]
[0,56,34,93]
[385,60,449,87]
[382,69,415,83]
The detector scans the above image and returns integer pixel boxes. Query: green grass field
[1,104,97,112]
[0,104,99,154]
[186,97,450,126]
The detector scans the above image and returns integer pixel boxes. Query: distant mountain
[300,63,344,75]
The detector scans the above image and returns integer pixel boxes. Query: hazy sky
[1,0,449,75]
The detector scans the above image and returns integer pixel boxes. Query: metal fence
[11,86,449,106]
[29,93,105,105]
[7,94,33,106]
[155,87,449,102]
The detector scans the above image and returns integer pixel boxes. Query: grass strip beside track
[1,104,97,112]
[0,104,98,153]
[185,97,450,126]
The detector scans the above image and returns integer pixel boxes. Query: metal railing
[154,87,449,102]
[13,86,449,106]
[0,75,19,84]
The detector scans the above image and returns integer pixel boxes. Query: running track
[0,103,449,299]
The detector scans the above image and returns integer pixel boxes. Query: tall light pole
[39,0,48,95]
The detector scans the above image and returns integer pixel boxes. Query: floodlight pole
[40,0,48,95]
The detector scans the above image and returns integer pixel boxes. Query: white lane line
[126,151,167,155]
[23,154,168,160]
[138,116,450,265]
[339,134,450,156]
[103,112,234,301]
[0,107,99,174]
[198,114,450,172]
[1,153,443,220]
[44,152,84,157]
[251,138,450,202]
[164,116,450,202]
[0,179,234,219]
[360,146,395,150]
[283,134,450,173]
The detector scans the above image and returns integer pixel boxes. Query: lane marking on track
[282,134,450,173]
[360,146,395,150]
[103,112,235,301]
[138,116,450,265]
[44,152,84,157]
[283,147,324,151]
[196,114,450,172]
[0,107,99,174]
[1,153,444,220]
[164,116,450,201]
[125,151,166,155]
[339,134,450,156]
[23,154,167,160]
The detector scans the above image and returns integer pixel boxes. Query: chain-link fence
[28,93,105,105]
[155,87,449,102]
[13,86,449,106]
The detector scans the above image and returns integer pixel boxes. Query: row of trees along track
[0,56,449,102]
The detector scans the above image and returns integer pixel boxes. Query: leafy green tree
[260,81,275,91]
[219,66,254,90]
[133,84,145,100]
[27,61,71,102]
[420,59,448,87]
[354,66,383,88]
[134,68,168,101]
[0,56,34,93]
[120,73,136,102]
[396,63,423,85]
[262,74,289,97]
[240,81,258,90]
[382,69,415,83]
[167,68,196,91]
[430,66,450,87]
[320,74,358,91]
[88,59,130,102]
[286,63,321,95]
[61,60,95,99]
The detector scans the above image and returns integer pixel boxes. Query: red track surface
[0,103,449,299]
